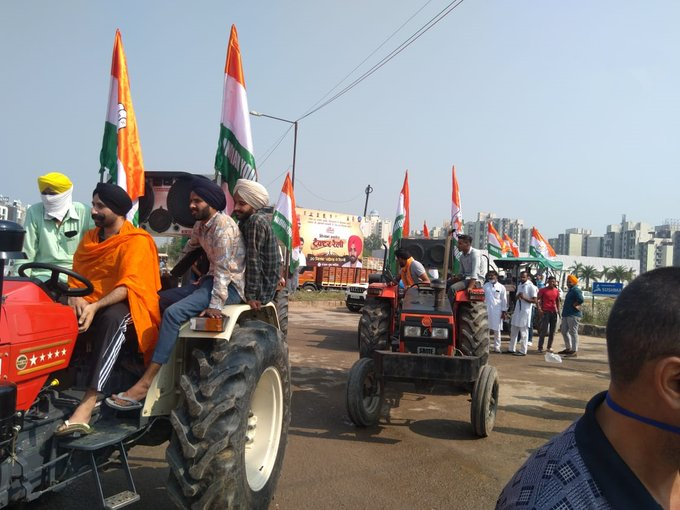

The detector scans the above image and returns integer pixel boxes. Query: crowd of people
[483,267,584,358]
[17,171,285,436]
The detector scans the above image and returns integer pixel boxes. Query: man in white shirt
[508,270,537,356]
[483,271,508,353]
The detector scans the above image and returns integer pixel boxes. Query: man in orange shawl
[56,182,160,436]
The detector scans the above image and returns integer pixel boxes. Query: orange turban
[567,274,578,285]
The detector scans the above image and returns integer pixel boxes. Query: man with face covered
[20,172,93,280]
[55,182,161,436]
[107,177,245,411]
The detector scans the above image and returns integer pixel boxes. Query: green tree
[166,237,186,266]
[567,262,584,274]
[363,234,384,253]
[607,265,636,283]
[577,265,601,290]
[601,266,612,282]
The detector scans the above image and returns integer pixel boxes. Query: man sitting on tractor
[395,247,430,287]
[448,234,484,300]
[107,177,245,411]
[56,183,161,436]
[232,179,282,310]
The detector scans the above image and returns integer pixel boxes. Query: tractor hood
[0,279,78,410]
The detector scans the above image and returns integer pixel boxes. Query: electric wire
[298,0,465,121]
[299,0,434,119]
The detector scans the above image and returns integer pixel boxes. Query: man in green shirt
[19,172,93,280]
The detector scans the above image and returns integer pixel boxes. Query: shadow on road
[308,327,358,352]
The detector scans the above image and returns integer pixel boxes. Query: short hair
[547,275,556,281]
[395,248,410,259]
[487,270,498,278]
[607,267,680,385]
[457,234,472,243]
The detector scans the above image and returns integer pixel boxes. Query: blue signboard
[592,282,623,297]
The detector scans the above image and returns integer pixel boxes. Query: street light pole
[250,110,298,188]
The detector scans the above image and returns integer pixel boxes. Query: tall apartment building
[464,212,524,250]
[0,196,26,224]
[364,210,392,244]
[640,239,674,273]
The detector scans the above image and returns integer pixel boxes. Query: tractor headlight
[404,326,421,337]
[431,327,449,339]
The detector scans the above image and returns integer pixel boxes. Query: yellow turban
[37,172,72,194]
[567,274,578,285]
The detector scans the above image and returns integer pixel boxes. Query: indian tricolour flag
[100,29,145,225]
[272,173,301,272]
[504,233,520,257]
[487,222,507,258]
[388,171,409,275]
[530,227,557,259]
[451,165,463,234]
[215,24,257,212]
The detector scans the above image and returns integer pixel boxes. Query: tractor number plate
[417,346,436,355]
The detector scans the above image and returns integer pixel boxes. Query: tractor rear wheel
[471,364,498,437]
[358,300,391,358]
[166,321,291,509]
[273,288,289,339]
[457,301,489,357]
[346,358,383,427]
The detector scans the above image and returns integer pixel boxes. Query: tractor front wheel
[358,300,391,358]
[166,321,291,509]
[346,358,383,427]
[457,301,489,357]
[471,364,498,437]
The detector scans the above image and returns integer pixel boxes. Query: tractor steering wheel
[18,262,94,299]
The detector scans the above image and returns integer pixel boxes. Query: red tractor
[347,238,499,437]
[0,220,290,509]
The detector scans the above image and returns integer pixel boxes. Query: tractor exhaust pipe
[0,221,27,312]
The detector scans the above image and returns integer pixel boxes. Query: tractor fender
[140,302,280,421]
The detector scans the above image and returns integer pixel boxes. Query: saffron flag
[215,25,257,212]
[451,165,463,234]
[388,171,409,275]
[504,233,520,257]
[272,173,301,272]
[423,221,430,239]
[487,223,507,258]
[530,227,557,259]
[100,30,145,225]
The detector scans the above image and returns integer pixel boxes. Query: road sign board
[592,282,623,296]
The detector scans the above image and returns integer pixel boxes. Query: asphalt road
[23,304,610,510]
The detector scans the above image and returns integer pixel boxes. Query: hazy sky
[1,1,678,238]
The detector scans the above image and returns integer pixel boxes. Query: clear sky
[1,1,678,238]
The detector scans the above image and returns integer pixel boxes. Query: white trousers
[509,325,528,354]
[489,329,502,352]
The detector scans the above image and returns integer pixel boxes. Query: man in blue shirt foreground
[497,267,680,509]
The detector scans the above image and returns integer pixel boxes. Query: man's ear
[654,357,680,410]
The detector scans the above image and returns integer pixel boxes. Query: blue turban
[192,176,226,211]
[93,182,132,217]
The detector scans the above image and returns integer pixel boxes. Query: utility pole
[363,184,373,217]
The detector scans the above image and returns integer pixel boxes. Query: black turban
[192,176,226,211]
[93,182,133,216]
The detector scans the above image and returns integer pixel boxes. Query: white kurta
[484,281,508,332]
[511,281,538,328]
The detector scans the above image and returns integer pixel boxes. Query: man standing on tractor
[394,247,430,286]
[107,177,245,411]
[56,183,161,436]
[232,179,281,310]
[507,270,537,356]
[20,172,93,281]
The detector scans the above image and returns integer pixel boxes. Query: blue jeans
[152,276,241,364]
